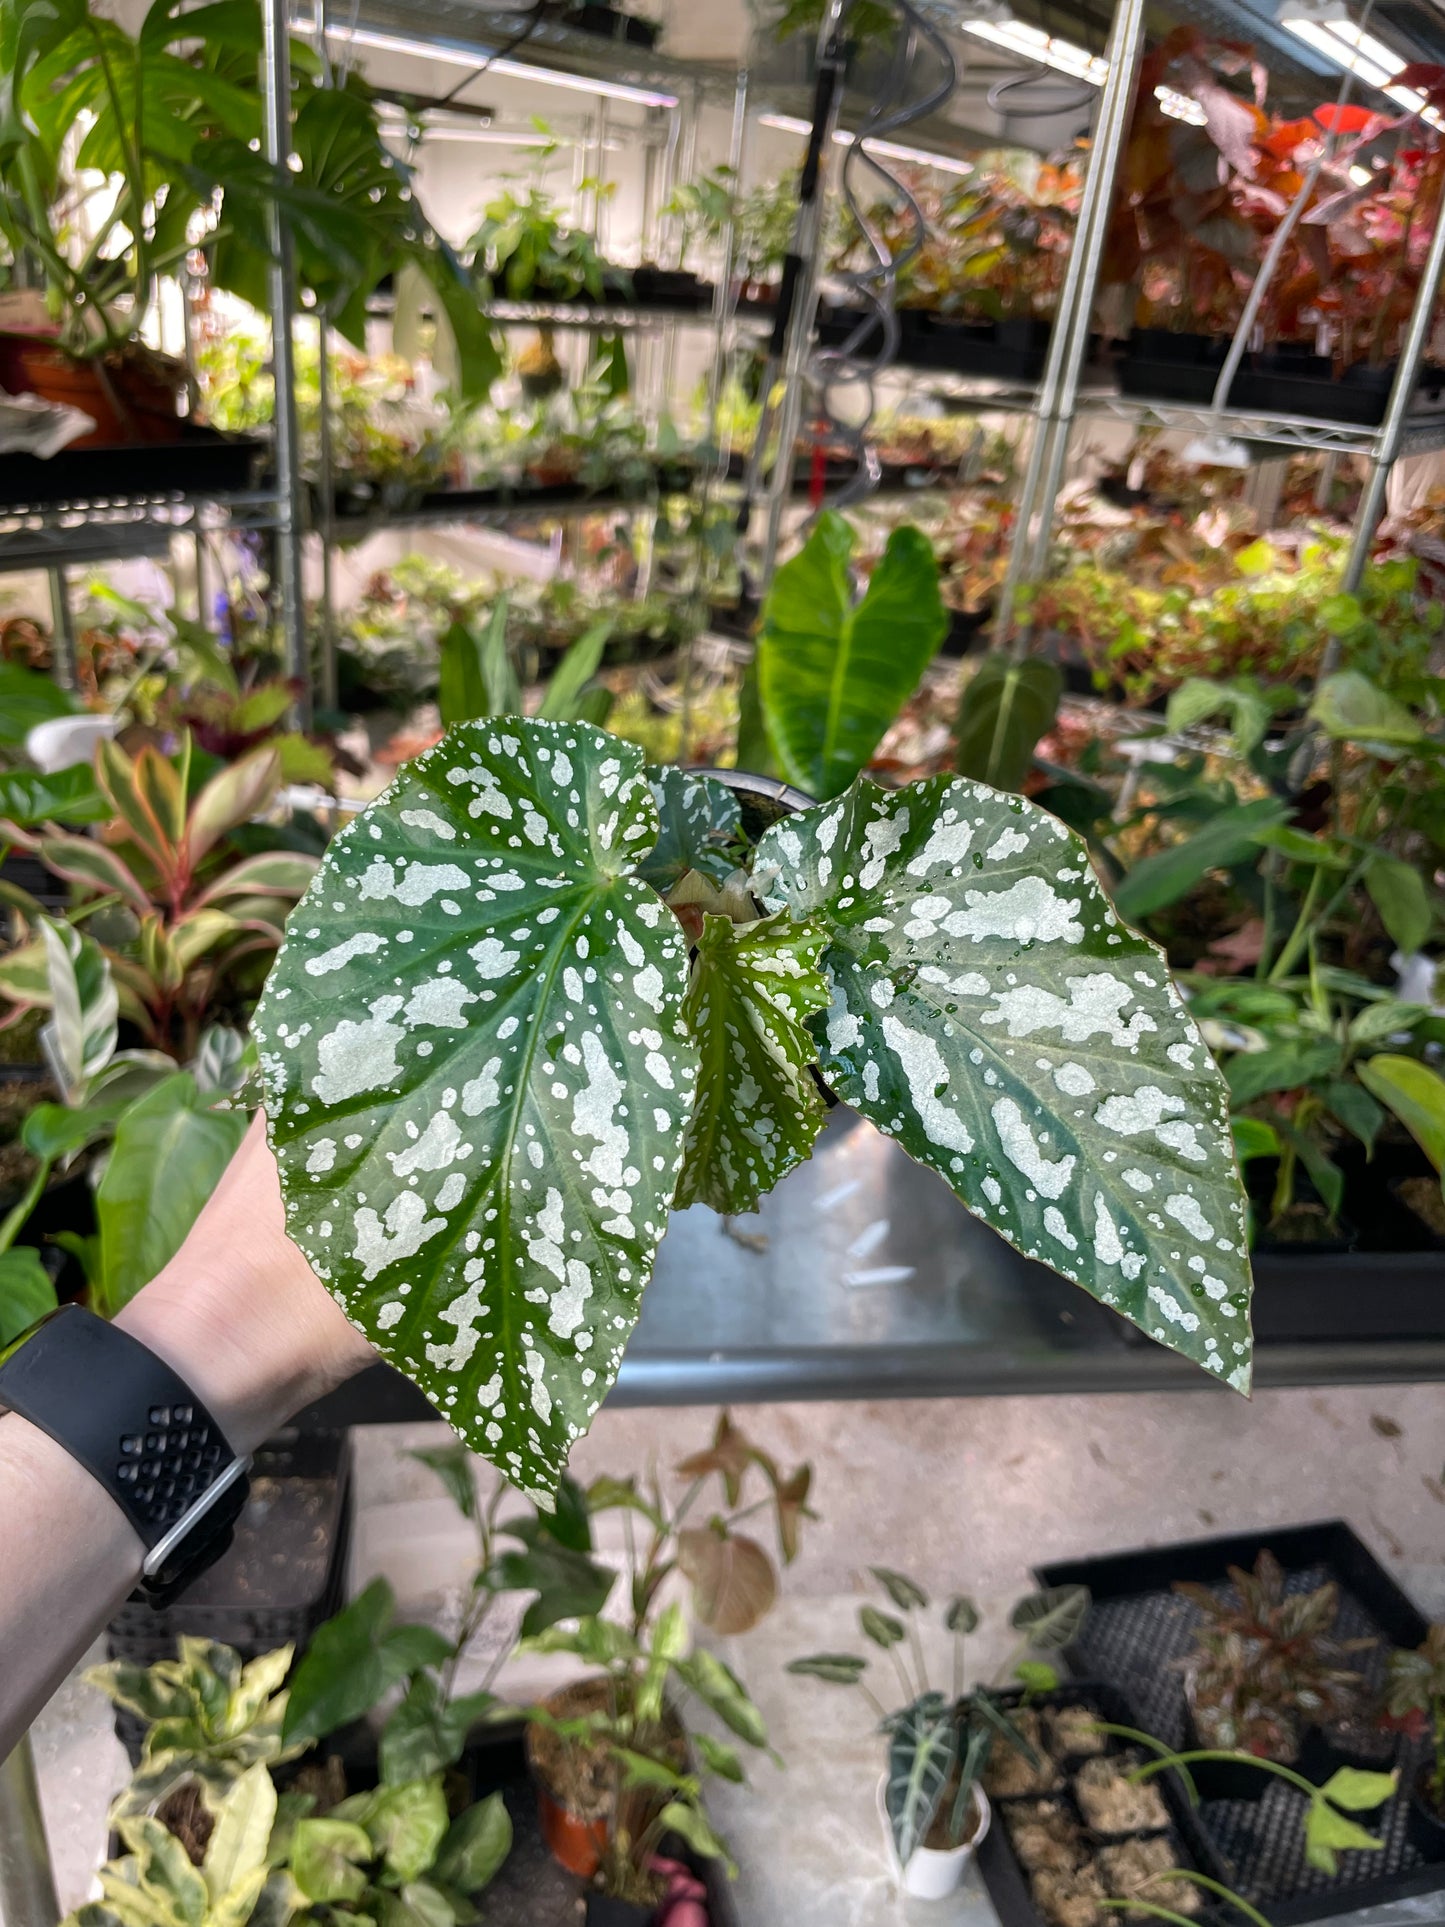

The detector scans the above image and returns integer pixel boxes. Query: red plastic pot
[0,337,183,447]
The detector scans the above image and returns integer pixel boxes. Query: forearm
[0,1116,372,1755]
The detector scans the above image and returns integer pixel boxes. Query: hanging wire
[802,0,959,510]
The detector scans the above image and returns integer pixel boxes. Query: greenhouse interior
[9,0,1445,1920]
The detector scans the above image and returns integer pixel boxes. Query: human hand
[117,1111,376,1454]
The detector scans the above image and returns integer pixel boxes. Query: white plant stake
[256,720,1252,1501]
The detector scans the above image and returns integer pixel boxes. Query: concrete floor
[17,1379,1445,1927]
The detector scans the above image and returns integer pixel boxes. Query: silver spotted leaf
[756,775,1253,1388]
[675,910,829,1214]
[254,720,698,1501]
[636,767,743,891]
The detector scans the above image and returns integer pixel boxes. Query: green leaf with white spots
[254,720,699,1502]
[636,767,742,891]
[674,910,830,1214]
[756,775,1254,1388]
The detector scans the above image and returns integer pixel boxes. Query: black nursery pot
[693,767,812,840]
[1179,1702,1271,1804]
[1407,1766,1445,1863]
[585,1895,656,1927]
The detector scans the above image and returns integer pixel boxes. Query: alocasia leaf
[255,721,698,1501]
[674,911,829,1213]
[757,775,1254,1388]
[637,767,742,891]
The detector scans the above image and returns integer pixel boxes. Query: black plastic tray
[1036,1522,1439,1922]
[1252,1250,1445,1341]
[0,428,263,508]
[977,1680,1231,1926]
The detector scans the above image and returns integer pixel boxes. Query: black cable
[434,0,548,107]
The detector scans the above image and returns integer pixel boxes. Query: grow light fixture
[757,113,976,175]
[300,19,679,107]
[955,2,1108,85]
[1278,0,1440,121]
[949,3,1208,122]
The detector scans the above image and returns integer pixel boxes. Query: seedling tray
[977,1680,1232,1926]
[1036,1522,1439,1921]
[0,427,263,508]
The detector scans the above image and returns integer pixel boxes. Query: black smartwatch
[0,1305,251,1604]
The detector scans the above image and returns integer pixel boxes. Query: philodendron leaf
[255,720,698,1501]
[757,775,1253,1388]
[674,910,829,1213]
[954,656,1063,793]
[637,767,742,890]
[757,511,947,800]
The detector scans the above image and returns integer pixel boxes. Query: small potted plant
[1385,1624,1445,1860]
[74,1625,515,1927]
[520,1411,810,1918]
[1174,1551,1376,1800]
[789,1577,1089,1898]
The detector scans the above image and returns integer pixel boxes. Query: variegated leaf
[637,767,742,891]
[756,776,1253,1388]
[255,721,699,1501]
[675,911,829,1213]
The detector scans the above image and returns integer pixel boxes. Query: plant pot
[1387,1174,1445,1249]
[1406,1765,1445,1863]
[1177,1698,1276,1804]
[1291,1723,1394,1799]
[535,1778,610,1879]
[876,1773,990,1899]
[692,767,812,840]
[0,337,184,448]
[584,1894,654,1927]
[1118,330,1229,404]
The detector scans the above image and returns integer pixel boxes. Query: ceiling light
[757,114,976,174]
[303,20,678,107]
[949,6,1206,122]
[1279,1,1440,120]
[958,7,1108,85]
[1154,85,1207,124]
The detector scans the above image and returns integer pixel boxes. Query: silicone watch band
[0,1304,251,1597]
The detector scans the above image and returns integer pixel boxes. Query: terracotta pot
[534,1778,609,1878]
[0,337,183,447]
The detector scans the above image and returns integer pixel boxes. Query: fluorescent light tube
[757,114,975,174]
[1155,85,1207,124]
[308,20,678,107]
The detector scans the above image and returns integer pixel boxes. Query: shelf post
[0,1735,60,1927]
[262,0,309,723]
[991,0,1147,650]
[752,0,850,591]
[1340,170,1445,599]
[45,569,75,691]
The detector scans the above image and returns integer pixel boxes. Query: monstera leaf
[674,911,829,1213]
[255,722,697,1501]
[756,775,1253,1389]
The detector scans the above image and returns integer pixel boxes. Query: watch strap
[0,1305,251,1596]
